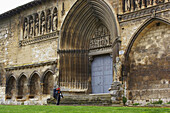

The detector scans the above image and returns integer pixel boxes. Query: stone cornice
[19,31,59,46]
[5,60,57,71]
[58,49,89,54]
[118,2,170,23]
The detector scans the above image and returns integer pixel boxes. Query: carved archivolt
[23,7,58,39]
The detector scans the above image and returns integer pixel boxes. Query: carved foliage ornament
[23,7,58,39]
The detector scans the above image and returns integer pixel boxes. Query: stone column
[40,82,44,100]
[87,56,93,94]
[26,84,30,100]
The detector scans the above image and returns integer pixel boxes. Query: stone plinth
[109,82,123,104]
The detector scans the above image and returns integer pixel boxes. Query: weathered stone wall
[0,87,5,103]
[0,0,169,105]
[0,0,79,68]
[126,22,170,104]
[0,64,5,104]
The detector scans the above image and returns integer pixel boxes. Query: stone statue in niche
[135,0,141,10]
[29,16,34,37]
[34,14,39,36]
[23,18,28,39]
[125,0,131,11]
[40,12,46,35]
[147,0,153,6]
[52,8,58,31]
[46,10,51,33]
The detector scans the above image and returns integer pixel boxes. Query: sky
[0,0,33,14]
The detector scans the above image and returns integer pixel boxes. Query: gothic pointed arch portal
[59,0,119,93]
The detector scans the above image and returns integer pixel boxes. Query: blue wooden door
[91,55,113,94]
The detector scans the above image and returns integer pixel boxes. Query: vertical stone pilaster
[0,87,6,104]
[0,63,6,104]
[109,82,123,104]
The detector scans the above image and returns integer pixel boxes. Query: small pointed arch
[53,7,58,16]
[124,17,170,61]
[6,75,17,99]
[6,74,17,84]
[17,73,28,98]
[28,71,41,85]
[29,71,40,96]
[17,73,28,84]
[41,69,54,94]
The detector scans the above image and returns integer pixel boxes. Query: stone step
[48,94,114,105]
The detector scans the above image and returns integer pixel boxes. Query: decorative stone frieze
[123,0,169,13]
[119,2,170,22]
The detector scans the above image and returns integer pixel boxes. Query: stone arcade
[0,0,169,105]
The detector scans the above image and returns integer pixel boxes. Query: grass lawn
[0,105,169,113]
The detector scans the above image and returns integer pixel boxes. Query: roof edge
[0,0,45,20]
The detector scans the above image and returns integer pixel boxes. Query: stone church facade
[0,0,169,105]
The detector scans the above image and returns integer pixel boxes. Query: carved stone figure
[125,0,131,11]
[47,10,51,33]
[34,14,39,36]
[23,18,28,39]
[29,16,34,37]
[41,12,46,35]
[53,8,58,31]
[147,0,153,6]
[135,0,141,10]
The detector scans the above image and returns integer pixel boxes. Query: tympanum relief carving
[89,25,112,54]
